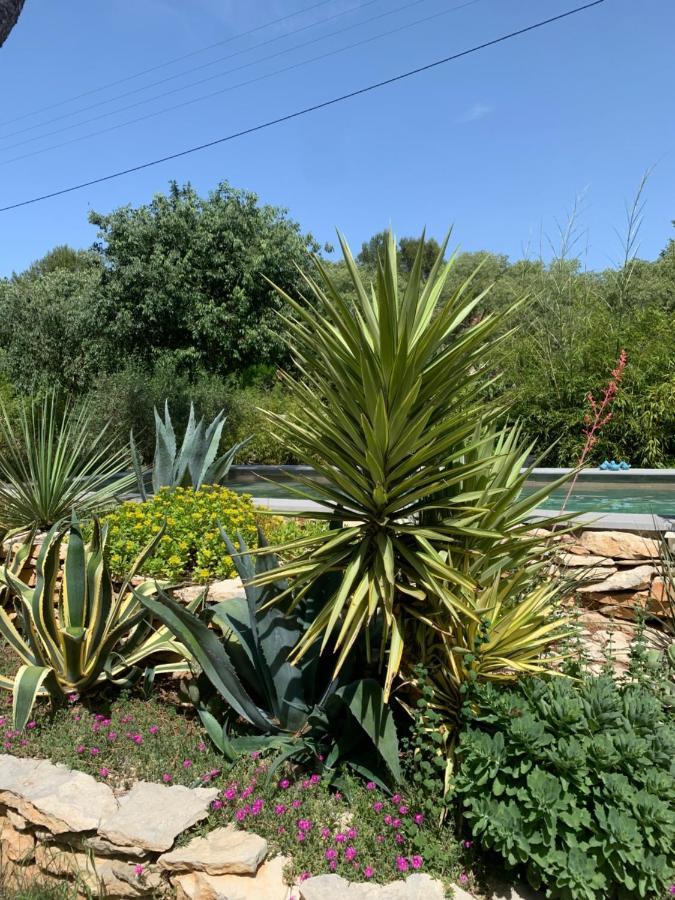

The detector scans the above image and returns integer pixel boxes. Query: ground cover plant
[452,675,675,899]
[101,485,261,583]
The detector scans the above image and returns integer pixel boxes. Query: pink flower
[130,733,143,745]
[211,799,223,810]
[347,827,357,839]
[398,805,408,815]
[376,834,385,843]
[278,779,290,789]
[325,849,337,861]
[320,827,331,839]
[251,799,264,815]
[366,781,376,791]
[334,832,346,843]
[162,773,172,784]
[344,846,357,861]
[107,731,117,742]
[235,808,247,822]
[251,751,260,759]
[225,787,237,801]
[411,855,423,870]
[292,799,302,809]
[198,741,206,751]
[373,801,383,812]
[274,803,286,816]
[310,774,320,785]
[99,767,110,779]
[396,856,409,872]
[459,873,469,885]
[363,866,374,879]
[296,831,306,842]
[413,813,424,825]
[90,747,100,756]
[67,693,79,703]
[463,839,473,849]
[298,872,311,882]
[134,864,144,877]
[297,818,312,832]
[384,814,392,825]
[183,759,192,769]
[391,794,401,804]
[75,745,85,754]
[395,832,404,844]
[26,721,36,730]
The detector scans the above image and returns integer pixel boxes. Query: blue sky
[0,0,673,275]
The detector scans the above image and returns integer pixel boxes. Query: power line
[0,0,390,141]
[0,0,447,153]
[0,0,479,166]
[0,0,605,214]
[0,0,342,128]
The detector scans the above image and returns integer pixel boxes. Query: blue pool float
[599,459,631,471]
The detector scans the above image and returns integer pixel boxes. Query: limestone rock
[176,578,244,605]
[35,844,159,897]
[558,553,614,568]
[159,825,267,875]
[6,809,28,830]
[99,781,218,852]
[578,565,655,594]
[173,855,289,900]
[0,819,34,861]
[299,872,445,900]
[84,833,149,859]
[563,565,617,582]
[0,755,117,834]
[575,531,659,560]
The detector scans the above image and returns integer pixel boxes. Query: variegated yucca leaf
[252,231,574,701]
[0,518,193,729]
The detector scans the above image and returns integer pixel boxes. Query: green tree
[88,181,319,377]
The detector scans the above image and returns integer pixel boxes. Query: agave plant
[0,393,134,532]
[140,530,401,785]
[0,519,193,729]
[130,402,249,499]
[253,231,573,700]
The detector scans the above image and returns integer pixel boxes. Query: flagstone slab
[0,754,117,834]
[173,855,289,900]
[298,872,445,900]
[99,781,218,852]
[159,824,267,875]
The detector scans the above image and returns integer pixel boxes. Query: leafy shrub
[452,676,675,899]
[221,385,303,464]
[265,517,329,558]
[102,486,260,583]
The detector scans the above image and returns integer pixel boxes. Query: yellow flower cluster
[103,486,261,583]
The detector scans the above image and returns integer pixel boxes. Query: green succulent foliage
[139,529,401,786]
[453,676,675,899]
[0,393,134,532]
[254,230,573,700]
[0,519,193,729]
[130,401,249,499]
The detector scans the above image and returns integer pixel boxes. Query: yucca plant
[130,402,249,499]
[0,519,193,729]
[254,231,573,705]
[0,393,133,532]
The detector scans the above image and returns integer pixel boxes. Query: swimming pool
[225,466,675,518]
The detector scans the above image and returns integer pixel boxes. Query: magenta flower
[90,747,100,756]
[344,846,357,861]
[182,759,192,769]
[310,774,321,785]
[411,855,423,870]
[334,832,346,844]
[325,849,337,861]
[211,799,223,810]
[75,744,85,754]
[296,831,306,842]
[459,873,469,885]
[366,781,376,791]
[26,720,36,730]
[279,779,290,790]
[235,808,247,822]
[396,856,409,872]
[99,767,110,779]
[463,839,473,849]
[298,872,311,882]
[274,804,286,816]
[251,751,260,759]
[373,801,383,812]
[384,814,393,825]
[134,864,144,877]
[107,731,117,742]
[224,787,238,801]
[297,818,312,832]
[376,834,385,843]
[363,866,374,879]
[392,793,402,804]
[398,805,409,815]
[413,813,424,825]
[198,741,206,751]
[347,827,357,839]
[320,827,331,839]
[162,773,172,784]
[395,832,404,844]
[292,799,302,809]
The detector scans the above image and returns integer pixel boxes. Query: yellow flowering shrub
[102,486,261,583]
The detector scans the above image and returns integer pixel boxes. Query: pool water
[225,471,675,517]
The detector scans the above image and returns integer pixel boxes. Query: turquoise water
[226,474,675,517]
